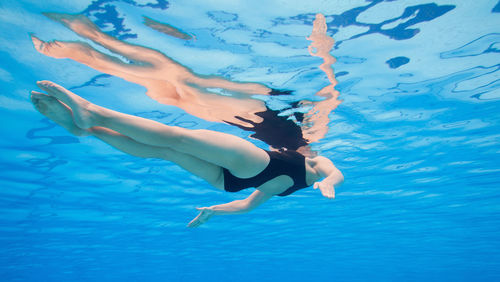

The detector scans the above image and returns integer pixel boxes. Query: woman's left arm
[187,190,273,227]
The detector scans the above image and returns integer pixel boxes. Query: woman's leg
[36,81,270,178]
[30,91,88,137]
[30,91,224,189]
[90,127,224,189]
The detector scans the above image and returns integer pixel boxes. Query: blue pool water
[1,0,500,281]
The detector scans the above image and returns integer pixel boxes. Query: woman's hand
[188,207,215,228]
[314,180,336,199]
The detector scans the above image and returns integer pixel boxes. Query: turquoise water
[1,0,500,281]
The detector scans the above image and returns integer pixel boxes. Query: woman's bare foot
[36,80,96,129]
[30,91,89,136]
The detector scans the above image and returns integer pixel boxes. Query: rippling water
[1,1,499,281]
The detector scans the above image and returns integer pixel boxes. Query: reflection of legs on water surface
[35,81,270,180]
[32,12,327,151]
[39,13,271,95]
[43,13,168,66]
[30,35,150,80]
[31,13,271,125]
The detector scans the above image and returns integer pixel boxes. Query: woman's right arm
[187,190,273,227]
[212,190,273,214]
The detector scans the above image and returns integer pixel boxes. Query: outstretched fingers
[314,182,336,199]
[187,215,204,228]
[187,208,214,228]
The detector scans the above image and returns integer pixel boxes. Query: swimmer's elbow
[240,201,256,213]
[331,167,344,186]
[235,199,256,213]
[242,191,271,213]
[337,169,345,184]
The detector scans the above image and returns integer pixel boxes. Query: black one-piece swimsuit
[222,149,309,196]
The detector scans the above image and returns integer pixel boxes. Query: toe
[31,90,46,96]
[30,91,42,102]
[31,98,46,112]
[36,81,77,106]
[37,81,60,96]
[36,80,52,87]
[31,90,56,106]
[30,35,44,50]
[30,92,43,105]
[30,95,39,107]
[37,80,64,93]
[31,90,49,100]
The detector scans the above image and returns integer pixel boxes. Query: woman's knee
[159,125,189,147]
[170,128,215,149]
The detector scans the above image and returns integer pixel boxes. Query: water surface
[1,0,499,281]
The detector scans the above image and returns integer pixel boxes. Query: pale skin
[30,13,271,127]
[30,81,344,227]
[29,13,342,145]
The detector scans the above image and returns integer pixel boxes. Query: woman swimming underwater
[30,81,344,227]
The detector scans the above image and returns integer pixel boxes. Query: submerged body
[30,81,344,227]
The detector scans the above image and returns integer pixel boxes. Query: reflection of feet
[30,35,67,58]
[30,91,89,136]
[43,12,100,40]
[36,81,96,129]
[31,34,93,59]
